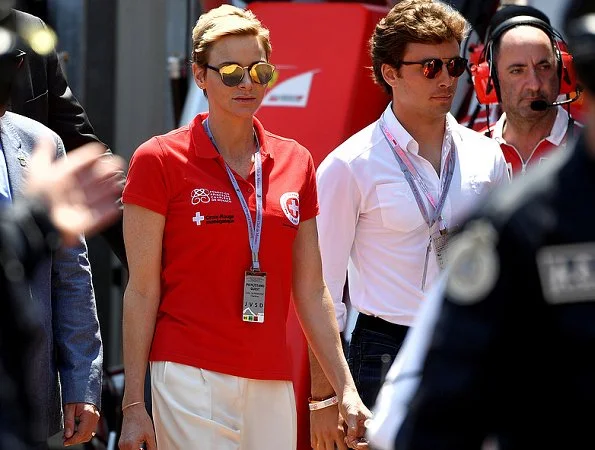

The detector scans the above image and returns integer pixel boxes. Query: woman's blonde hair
[192,5,272,66]
[370,0,469,95]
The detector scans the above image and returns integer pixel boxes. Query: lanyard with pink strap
[379,120,456,230]
[379,119,457,289]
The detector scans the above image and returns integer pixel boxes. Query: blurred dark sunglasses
[205,62,275,87]
[398,56,468,79]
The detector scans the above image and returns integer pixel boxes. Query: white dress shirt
[316,104,509,330]
[491,105,572,147]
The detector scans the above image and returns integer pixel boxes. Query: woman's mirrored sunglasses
[205,62,275,87]
[398,56,468,79]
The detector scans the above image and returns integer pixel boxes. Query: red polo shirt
[122,113,319,380]
[484,107,582,178]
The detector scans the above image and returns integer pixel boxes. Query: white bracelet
[308,395,338,411]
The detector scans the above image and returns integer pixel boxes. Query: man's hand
[25,139,125,246]
[63,402,100,446]
[310,405,347,450]
[339,389,372,449]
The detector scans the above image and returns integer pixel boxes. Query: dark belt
[354,313,409,339]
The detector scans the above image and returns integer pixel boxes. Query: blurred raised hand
[25,138,125,246]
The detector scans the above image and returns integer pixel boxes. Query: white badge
[432,228,450,270]
[242,271,266,323]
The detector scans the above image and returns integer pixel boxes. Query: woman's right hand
[119,404,157,450]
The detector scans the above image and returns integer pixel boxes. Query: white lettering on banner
[192,212,205,226]
[280,192,300,226]
[262,70,320,108]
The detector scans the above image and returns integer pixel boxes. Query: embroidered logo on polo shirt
[192,211,235,226]
[192,212,205,226]
[191,188,232,205]
[205,214,235,225]
[280,192,300,226]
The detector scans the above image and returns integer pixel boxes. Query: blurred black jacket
[0,198,59,450]
[395,133,595,449]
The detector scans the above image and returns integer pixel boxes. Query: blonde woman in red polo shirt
[118,5,370,450]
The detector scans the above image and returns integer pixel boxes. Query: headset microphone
[530,90,582,111]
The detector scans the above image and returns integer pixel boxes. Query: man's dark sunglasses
[397,56,468,79]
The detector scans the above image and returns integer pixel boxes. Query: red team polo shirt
[485,107,581,177]
[122,113,319,380]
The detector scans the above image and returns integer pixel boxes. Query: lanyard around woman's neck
[203,117,264,271]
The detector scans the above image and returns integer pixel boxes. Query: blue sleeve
[50,137,102,407]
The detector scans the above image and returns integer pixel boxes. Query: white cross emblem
[288,199,299,217]
[192,212,205,226]
[279,192,300,226]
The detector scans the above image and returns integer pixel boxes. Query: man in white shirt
[309,1,509,448]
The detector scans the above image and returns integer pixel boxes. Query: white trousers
[151,361,297,450]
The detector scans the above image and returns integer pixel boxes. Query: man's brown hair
[370,0,468,95]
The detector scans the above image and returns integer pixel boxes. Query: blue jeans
[347,317,409,408]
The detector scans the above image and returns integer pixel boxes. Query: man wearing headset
[367,1,595,448]
[474,5,582,177]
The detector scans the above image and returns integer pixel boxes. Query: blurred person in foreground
[118,5,369,450]
[0,139,124,450]
[309,0,508,448]
[368,1,595,448]
[0,37,107,448]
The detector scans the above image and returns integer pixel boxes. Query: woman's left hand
[339,389,372,449]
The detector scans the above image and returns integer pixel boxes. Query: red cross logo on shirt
[280,192,300,226]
